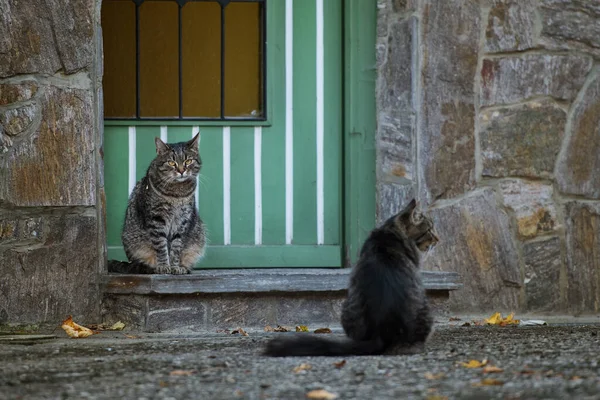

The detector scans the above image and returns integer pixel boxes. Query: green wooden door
[103,0,344,268]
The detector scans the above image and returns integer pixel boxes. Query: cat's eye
[167,161,176,167]
[184,159,193,166]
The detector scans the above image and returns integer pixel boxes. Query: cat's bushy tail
[263,335,385,357]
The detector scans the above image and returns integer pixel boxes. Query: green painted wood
[196,127,224,246]
[324,0,342,245]
[165,126,196,145]
[135,126,161,180]
[108,245,341,268]
[261,0,286,245]
[229,127,255,245]
[343,0,377,265]
[292,0,317,245]
[104,126,130,247]
[104,119,272,127]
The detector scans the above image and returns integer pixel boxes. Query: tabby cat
[108,133,206,274]
[264,199,438,356]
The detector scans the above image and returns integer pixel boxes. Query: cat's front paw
[170,266,191,275]
[153,265,174,274]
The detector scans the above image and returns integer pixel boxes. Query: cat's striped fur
[108,133,206,274]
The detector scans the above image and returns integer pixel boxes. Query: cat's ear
[186,132,200,151]
[155,137,171,154]
[402,199,421,223]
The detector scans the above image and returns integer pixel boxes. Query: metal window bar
[107,0,266,122]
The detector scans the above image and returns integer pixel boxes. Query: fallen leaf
[264,325,275,332]
[483,365,504,373]
[61,316,97,338]
[231,327,249,336]
[274,325,289,332]
[306,389,337,400]
[123,334,142,339]
[108,321,126,331]
[520,369,535,375]
[333,360,346,369]
[425,396,448,400]
[459,359,488,368]
[461,322,472,327]
[485,312,520,326]
[296,325,309,332]
[520,320,547,326]
[314,328,332,334]
[449,317,462,321]
[424,372,446,380]
[169,369,196,376]
[293,363,312,373]
[473,378,504,386]
[570,376,583,381]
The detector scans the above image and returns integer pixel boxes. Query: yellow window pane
[224,2,263,118]
[182,1,221,118]
[102,0,136,118]
[139,1,179,118]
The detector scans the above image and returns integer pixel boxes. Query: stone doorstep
[101,269,462,333]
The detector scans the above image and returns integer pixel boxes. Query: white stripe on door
[254,126,263,245]
[285,0,294,245]
[160,125,168,143]
[128,126,136,195]
[316,0,325,245]
[223,126,231,245]
[192,126,200,210]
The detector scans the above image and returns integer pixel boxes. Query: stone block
[565,202,600,314]
[418,0,480,202]
[480,100,566,179]
[0,103,39,137]
[0,216,44,248]
[376,182,414,224]
[0,213,99,325]
[207,294,277,330]
[540,0,600,57]
[523,237,562,313]
[480,54,593,107]
[556,68,600,199]
[0,84,96,206]
[275,293,345,327]
[484,0,537,53]
[422,189,520,311]
[498,180,558,239]
[147,295,207,332]
[0,0,95,77]
[102,294,146,331]
[0,81,38,106]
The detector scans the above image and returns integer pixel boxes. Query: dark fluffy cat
[263,199,438,356]
[108,133,206,275]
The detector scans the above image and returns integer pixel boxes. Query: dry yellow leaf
[61,316,97,338]
[459,359,488,368]
[333,360,346,369]
[306,389,338,400]
[231,327,249,336]
[169,370,196,376]
[314,328,332,334]
[296,325,309,332]
[483,365,504,373]
[293,363,312,373]
[264,325,275,332]
[274,325,289,332]
[424,372,446,380]
[485,312,502,325]
[473,378,504,386]
[108,321,125,331]
[485,312,520,326]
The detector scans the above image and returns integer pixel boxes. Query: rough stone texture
[0,103,38,137]
[101,294,146,331]
[0,212,99,325]
[376,182,414,224]
[0,83,96,206]
[565,202,600,314]
[479,100,566,179]
[556,68,600,199]
[377,18,415,193]
[147,296,208,333]
[523,237,562,312]
[276,294,344,327]
[418,0,479,203]
[0,0,95,77]
[539,0,600,57]
[0,81,38,106]
[484,0,537,53]
[423,189,520,311]
[498,180,558,239]
[480,54,593,107]
[208,294,277,330]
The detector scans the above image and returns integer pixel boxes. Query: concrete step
[101,269,462,333]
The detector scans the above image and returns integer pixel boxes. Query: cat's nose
[177,167,185,175]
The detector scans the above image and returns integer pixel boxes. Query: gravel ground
[1,323,600,400]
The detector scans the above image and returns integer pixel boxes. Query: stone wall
[0,0,104,326]
[377,0,600,314]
